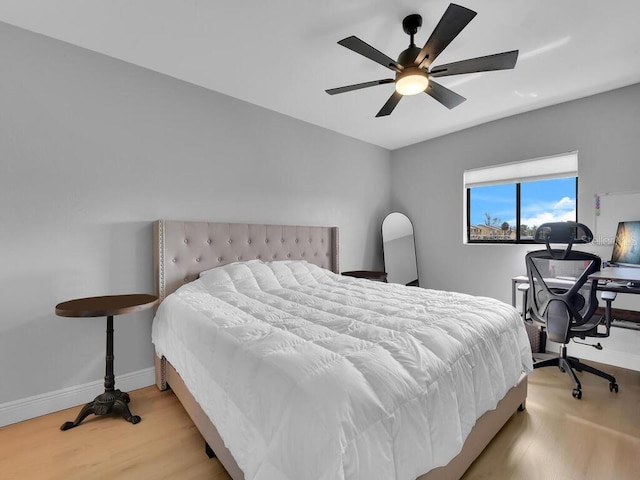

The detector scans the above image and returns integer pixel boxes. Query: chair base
[533,346,618,399]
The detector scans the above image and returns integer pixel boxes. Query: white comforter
[152,260,532,480]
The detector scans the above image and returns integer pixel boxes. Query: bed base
[156,355,245,479]
[156,354,527,480]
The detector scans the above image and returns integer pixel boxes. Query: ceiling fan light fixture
[395,68,429,96]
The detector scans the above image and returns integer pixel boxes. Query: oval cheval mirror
[382,212,419,286]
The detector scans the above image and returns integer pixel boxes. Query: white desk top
[588,267,640,283]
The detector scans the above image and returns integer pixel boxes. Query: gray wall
[390,82,640,369]
[0,22,391,404]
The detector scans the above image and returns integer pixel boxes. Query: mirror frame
[382,212,419,287]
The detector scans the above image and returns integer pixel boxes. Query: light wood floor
[1,361,639,480]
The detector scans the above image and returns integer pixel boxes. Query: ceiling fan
[326,3,518,117]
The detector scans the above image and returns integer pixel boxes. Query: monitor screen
[610,220,640,267]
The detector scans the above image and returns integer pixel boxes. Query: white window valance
[463,151,578,188]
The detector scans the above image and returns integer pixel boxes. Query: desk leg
[61,316,141,431]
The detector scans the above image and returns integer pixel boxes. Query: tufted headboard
[153,220,340,303]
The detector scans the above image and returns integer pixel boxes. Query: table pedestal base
[60,389,140,431]
[55,296,157,432]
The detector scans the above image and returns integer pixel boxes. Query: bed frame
[153,220,527,480]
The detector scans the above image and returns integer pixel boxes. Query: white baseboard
[0,367,155,428]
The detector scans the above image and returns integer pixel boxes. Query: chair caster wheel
[609,382,619,393]
[572,389,582,399]
[131,415,141,424]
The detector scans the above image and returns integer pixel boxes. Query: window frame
[465,173,578,244]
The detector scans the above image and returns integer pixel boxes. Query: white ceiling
[2,0,640,150]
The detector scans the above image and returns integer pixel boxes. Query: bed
[152,220,532,480]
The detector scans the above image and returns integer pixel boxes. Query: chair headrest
[534,222,593,244]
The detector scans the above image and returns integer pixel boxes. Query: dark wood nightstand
[55,294,157,431]
[341,270,388,282]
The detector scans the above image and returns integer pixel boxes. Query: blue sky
[470,177,576,228]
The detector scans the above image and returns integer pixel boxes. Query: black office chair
[525,222,618,399]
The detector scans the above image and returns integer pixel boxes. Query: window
[464,152,578,243]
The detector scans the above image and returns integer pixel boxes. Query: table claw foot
[60,402,95,431]
[114,398,141,425]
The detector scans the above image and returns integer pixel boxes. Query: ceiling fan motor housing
[397,46,423,67]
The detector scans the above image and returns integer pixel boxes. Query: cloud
[513,196,576,227]
[553,196,576,210]
[520,209,576,227]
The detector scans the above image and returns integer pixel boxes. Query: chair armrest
[517,283,531,321]
[596,290,617,337]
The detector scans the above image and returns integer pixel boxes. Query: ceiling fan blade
[414,3,477,69]
[338,36,404,72]
[375,91,403,117]
[430,50,519,77]
[425,80,466,109]
[326,79,394,95]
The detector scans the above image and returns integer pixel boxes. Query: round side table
[55,293,157,431]
[341,270,388,282]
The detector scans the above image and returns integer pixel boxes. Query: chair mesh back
[526,250,600,344]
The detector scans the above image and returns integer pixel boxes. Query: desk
[589,266,640,292]
[513,269,640,307]
[56,293,157,431]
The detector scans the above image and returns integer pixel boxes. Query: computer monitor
[610,220,640,267]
